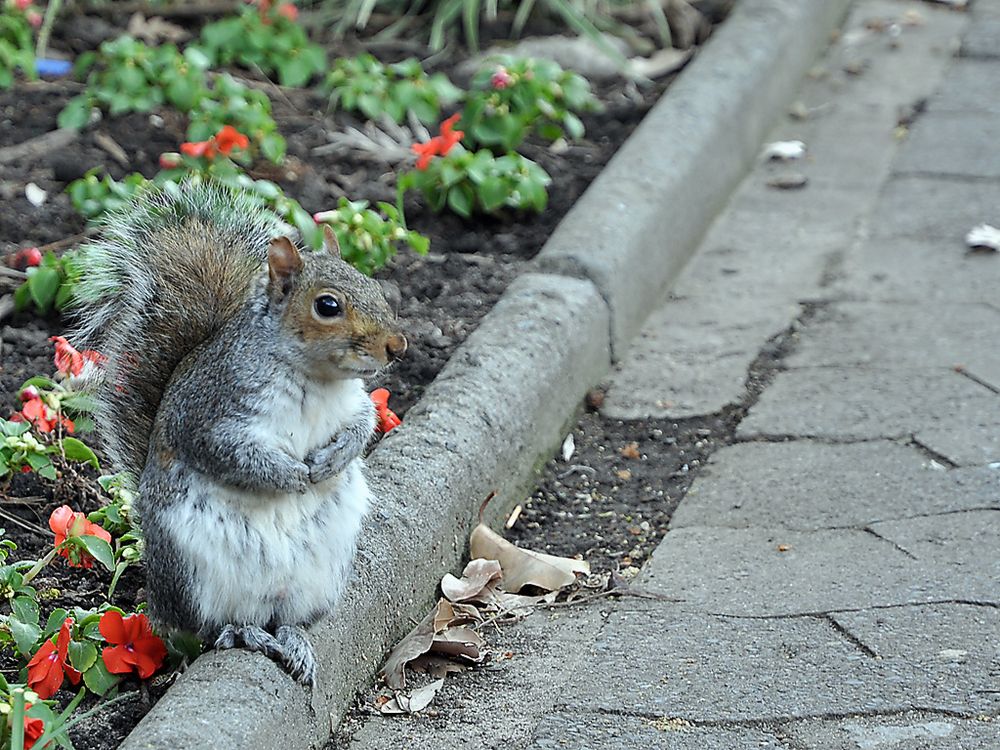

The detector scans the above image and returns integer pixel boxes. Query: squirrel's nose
[386,334,407,362]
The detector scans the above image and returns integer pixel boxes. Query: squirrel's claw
[276,625,318,687]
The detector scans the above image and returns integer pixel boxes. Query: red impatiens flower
[11,246,42,269]
[26,618,81,699]
[411,114,464,170]
[99,611,167,679]
[490,66,513,89]
[180,125,250,161]
[50,336,105,379]
[49,506,112,569]
[12,394,75,434]
[276,2,298,21]
[370,388,401,434]
[23,713,45,750]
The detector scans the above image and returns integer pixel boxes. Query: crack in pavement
[955,366,1000,396]
[862,527,918,560]
[906,436,960,469]
[823,614,879,659]
[705,599,1000,620]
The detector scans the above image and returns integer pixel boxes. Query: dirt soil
[0,8,728,749]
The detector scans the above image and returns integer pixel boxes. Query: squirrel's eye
[313,294,342,319]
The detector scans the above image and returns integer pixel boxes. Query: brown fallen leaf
[409,654,469,679]
[441,559,502,603]
[433,599,481,630]
[381,605,438,689]
[378,679,445,715]
[470,523,590,592]
[431,626,487,663]
[620,442,641,460]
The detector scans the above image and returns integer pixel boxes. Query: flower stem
[22,547,58,585]
[34,0,63,60]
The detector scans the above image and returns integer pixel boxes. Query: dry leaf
[627,47,694,79]
[561,433,575,462]
[433,599,481,630]
[761,140,806,161]
[767,173,808,190]
[441,559,502,603]
[615,469,632,481]
[432,626,487,663]
[620,442,641,460]
[409,654,469,679]
[379,680,445,715]
[127,13,189,44]
[381,606,438,689]
[965,224,1000,252]
[470,524,590,592]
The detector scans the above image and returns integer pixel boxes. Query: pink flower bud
[15,0,32,10]
[26,9,42,27]
[19,386,40,403]
[312,210,337,224]
[15,246,42,268]
[158,152,182,169]
[490,67,513,90]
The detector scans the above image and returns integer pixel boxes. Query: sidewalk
[334,1,1000,747]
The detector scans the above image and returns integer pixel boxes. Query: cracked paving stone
[868,509,1000,569]
[671,441,1000,531]
[894,112,1000,180]
[784,712,1000,749]
[529,711,785,749]
[870,175,1000,241]
[638,526,998,616]
[559,605,998,723]
[786,302,1000,387]
[737,368,1000,467]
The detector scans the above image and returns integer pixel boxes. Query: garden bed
[0,4,729,748]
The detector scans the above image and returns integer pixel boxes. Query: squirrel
[72,181,407,685]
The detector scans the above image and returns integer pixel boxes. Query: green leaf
[83,659,120,696]
[28,266,60,313]
[61,438,100,469]
[477,176,509,212]
[78,535,115,572]
[45,608,69,637]
[67,639,98,672]
[58,96,91,130]
[446,184,474,218]
[12,596,39,626]
[9,616,42,657]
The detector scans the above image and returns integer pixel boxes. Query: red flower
[213,125,250,156]
[99,611,167,679]
[411,114,464,170]
[276,2,298,21]
[490,67,513,89]
[26,618,81,699]
[11,246,42,269]
[15,0,32,9]
[50,336,105,379]
[12,395,74,434]
[180,126,249,161]
[49,506,112,568]
[159,152,182,169]
[370,388,401,434]
[23,713,45,750]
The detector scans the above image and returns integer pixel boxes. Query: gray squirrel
[72,182,407,685]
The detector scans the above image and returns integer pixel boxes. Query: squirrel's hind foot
[276,625,317,687]
[213,623,316,687]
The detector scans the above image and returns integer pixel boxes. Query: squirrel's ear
[268,237,303,293]
[322,225,341,259]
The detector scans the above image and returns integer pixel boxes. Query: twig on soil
[0,507,48,538]
[0,268,26,281]
[0,128,79,165]
[93,132,131,168]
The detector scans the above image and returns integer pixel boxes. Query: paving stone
[563,605,998,722]
[929,59,1000,114]
[869,175,1000,240]
[529,711,786,750]
[834,237,1000,304]
[737,368,1000,466]
[786,302,1000,385]
[894,112,1000,178]
[784,713,1000,749]
[640,526,999,615]
[869,509,1000,568]
[961,18,1000,58]
[671,441,1000,531]
[601,295,799,419]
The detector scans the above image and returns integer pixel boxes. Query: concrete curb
[535,0,851,355]
[118,2,851,746]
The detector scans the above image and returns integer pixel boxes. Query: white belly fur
[170,377,371,627]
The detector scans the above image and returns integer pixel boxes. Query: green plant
[325,54,461,124]
[59,37,209,128]
[13,250,80,316]
[0,418,97,482]
[400,145,551,217]
[197,2,326,87]
[67,169,147,222]
[461,56,598,151]
[314,198,429,275]
[186,73,286,163]
[0,7,34,90]
[91,474,144,598]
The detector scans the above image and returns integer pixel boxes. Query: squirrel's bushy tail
[72,181,286,481]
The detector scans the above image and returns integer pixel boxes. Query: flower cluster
[371,388,401,434]
[51,336,104,379]
[12,386,74,434]
[490,66,513,90]
[179,125,250,161]
[49,505,112,569]
[411,114,464,170]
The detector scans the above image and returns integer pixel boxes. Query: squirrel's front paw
[306,438,355,484]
